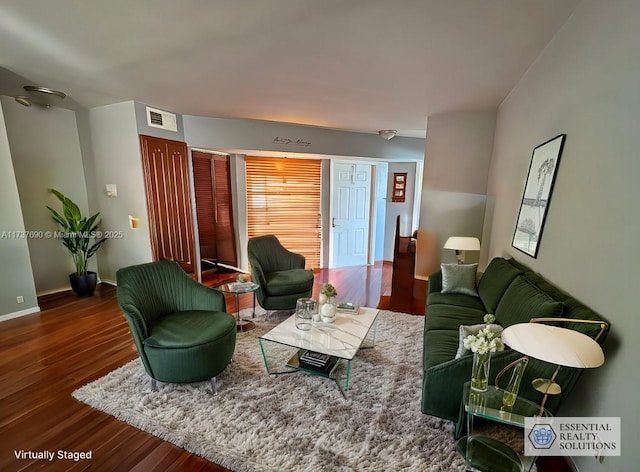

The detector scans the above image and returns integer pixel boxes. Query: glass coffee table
[214,281,259,332]
[258,307,379,398]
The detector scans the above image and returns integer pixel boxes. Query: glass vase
[295,298,315,331]
[502,357,528,407]
[470,351,491,392]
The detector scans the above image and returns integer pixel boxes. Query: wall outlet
[16,296,24,303]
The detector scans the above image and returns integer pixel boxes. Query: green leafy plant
[320,283,338,299]
[46,189,107,275]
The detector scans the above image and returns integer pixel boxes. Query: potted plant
[319,283,338,320]
[46,189,107,296]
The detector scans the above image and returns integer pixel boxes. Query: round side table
[214,281,259,332]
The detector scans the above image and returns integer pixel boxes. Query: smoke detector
[378,129,397,140]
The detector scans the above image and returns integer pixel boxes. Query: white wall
[384,162,415,261]
[486,1,639,469]
[184,115,425,161]
[1,96,90,294]
[86,102,153,282]
[373,161,388,261]
[0,100,39,317]
[419,110,496,264]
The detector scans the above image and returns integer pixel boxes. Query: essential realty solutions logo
[525,417,621,456]
[529,423,556,449]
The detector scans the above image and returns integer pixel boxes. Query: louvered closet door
[192,151,237,266]
[140,135,196,274]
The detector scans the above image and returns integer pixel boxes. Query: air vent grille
[146,106,178,132]
[149,111,163,126]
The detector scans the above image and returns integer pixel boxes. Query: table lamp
[500,320,606,415]
[443,236,480,264]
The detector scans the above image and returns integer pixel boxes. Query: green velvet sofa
[422,257,610,437]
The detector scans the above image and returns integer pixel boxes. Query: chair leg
[151,378,159,392]
[211,377,218,395]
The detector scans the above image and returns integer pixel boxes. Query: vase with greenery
[463,314,504,392]
[320,283,338,320]
[46,189,107,296]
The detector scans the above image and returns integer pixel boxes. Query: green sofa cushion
[426,304,486,331]
[145,310,235,348]
[477,258,524,313]
[264,269,315,296]
[427,291,486,311]
[495,276,563,328]
[423,330,460,370]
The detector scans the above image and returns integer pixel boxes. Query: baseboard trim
[0,306,41,323]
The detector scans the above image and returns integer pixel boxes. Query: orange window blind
[245,157,321,269]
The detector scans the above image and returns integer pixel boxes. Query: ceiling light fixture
[16,85,66,108]
[378,129,397,140]
[14,96,32,107]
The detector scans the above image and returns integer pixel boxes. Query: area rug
[72,309,510,471]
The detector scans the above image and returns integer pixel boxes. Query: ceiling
[0,0,580,138]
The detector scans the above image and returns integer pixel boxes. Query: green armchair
[116,260,236,392]
[247,235,315,310]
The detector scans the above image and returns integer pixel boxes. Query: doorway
[329,162,372,268]
[191,150,237,273]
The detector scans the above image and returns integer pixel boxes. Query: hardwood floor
[0,263,569,471]
[0,264,393,472]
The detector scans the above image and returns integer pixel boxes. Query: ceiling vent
[146,106,178,132]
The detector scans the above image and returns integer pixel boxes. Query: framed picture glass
[512,134,566,258]
[392,173,407,202]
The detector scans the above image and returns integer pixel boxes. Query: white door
[330,162,372,268]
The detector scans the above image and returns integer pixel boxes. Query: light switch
[105,184,117,198]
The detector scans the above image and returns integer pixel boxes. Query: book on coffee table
[336,302,360,314]
[289,349,338,374]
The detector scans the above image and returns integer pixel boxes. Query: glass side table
[457,382,552,472]
[213,281,259,332]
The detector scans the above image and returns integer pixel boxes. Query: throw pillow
[441,263,479,296]
[455,323,504,358]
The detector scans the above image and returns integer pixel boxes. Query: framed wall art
[392,173,407,203]
[512,134,566,258]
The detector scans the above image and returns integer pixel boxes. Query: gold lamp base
[532,378,562,395]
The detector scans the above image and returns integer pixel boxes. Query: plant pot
[321,298,337,321]
[70,271,98,297]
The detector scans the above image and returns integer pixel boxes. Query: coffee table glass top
[260,307,379,360]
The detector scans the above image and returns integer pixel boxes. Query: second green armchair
[247,235,315,310]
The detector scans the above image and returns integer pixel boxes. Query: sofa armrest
[428,270,442,294]
[186,281,227,312]
[422,349,523,425]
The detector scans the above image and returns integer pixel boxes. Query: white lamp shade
[443,236,480,251]
[501,323,604,369]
